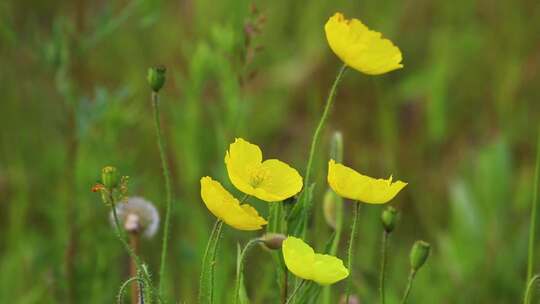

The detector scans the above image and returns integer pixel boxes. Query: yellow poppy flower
[282,236,349,285]
[224,138,303,202]
[325,12,403,75]
[200,176,267,231]
[328,159,407,204]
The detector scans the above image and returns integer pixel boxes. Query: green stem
[379,231,389,304]
[234,239,264,304]
[285,280,307,304]
[524,274,540,304]
[110,199,154,303]
[298,64,347,213]
[117,277,143,304]
[199,219,224,304]
[152,91,174,296]
[400,270,417,304]
[527,130,540,284]
[345,202,361,304]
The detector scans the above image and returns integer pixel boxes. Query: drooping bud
[381,206,398,233]
[101,166,119,189]
[260,233,286,250]
[410,240,431,271]
[147,66,166,92]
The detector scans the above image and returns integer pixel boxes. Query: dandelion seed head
[111,196,160,238]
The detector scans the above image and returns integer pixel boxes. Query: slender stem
[379,232,389,304]
[527,130,540,284]
[117,277,143,304]
[285,280,307,304]
[345,202,361,304]
[199,219,224,304]
[524,274,540,304]
[152,91,174,296]
[110,197,154,303]
[300,64,347,211]
[400,270,417,304]
[234,239,263,304]
[281,270,288,304]
[129,234,140,304]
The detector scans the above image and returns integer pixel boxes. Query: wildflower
[112,196,160,238]
[282,236,349,285]
[224,138,303,202]
[200,176,267,230]
[325,12,403,75]
[328,159,407,204]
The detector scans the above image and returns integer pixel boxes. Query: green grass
[1,0,540,303]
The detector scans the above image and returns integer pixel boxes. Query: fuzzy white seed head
[111,196,160,238]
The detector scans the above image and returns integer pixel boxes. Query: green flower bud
[381,206,398,233]
[330,131,343,162]
[410,240,431,271]
[260,233,286,250]
[147,66,166,92]
[101,166,119,189]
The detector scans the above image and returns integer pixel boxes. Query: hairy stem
[152,91,174,296]
[285,280,307,304]
[199,219,224,304]
[527,130,540,284]
[345,202,361,304]
[400,270,417,304]
[379,231,389,304]
[234,239,263,304]
[297,64,347,216]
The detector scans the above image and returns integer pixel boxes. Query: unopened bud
[101,166,119,189]
[261,233,286,250]
[381,206,398,233]
[147,66,166,92]
[330,131,343,162]
[410,240,431,271]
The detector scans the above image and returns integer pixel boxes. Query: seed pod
[101,166,119,189]
[410,240,431,271]
[381,206,398,233]
[147,66,166,92]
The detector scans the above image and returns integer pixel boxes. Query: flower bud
[410,240,431,271]
[147,66,166,92]
[261,233,286,250]
[101,166,119,189]
[381,206,398,233]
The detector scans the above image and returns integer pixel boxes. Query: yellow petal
[282,237,315,281]
[325,12,403,75]
[200,176,267,231]
[225,138,303,202]
[312,254,349,285]
[327,159,407,204]
[282,236,348,285]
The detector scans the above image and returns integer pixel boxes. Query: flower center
[249,166,269,188]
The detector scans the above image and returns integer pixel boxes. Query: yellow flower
[225,138,303,202]
[327,159,407,204]
[200,176,267,231]
[325,12,403,75]
[282,236,349,285]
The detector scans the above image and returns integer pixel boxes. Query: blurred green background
[1,0,540,303]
